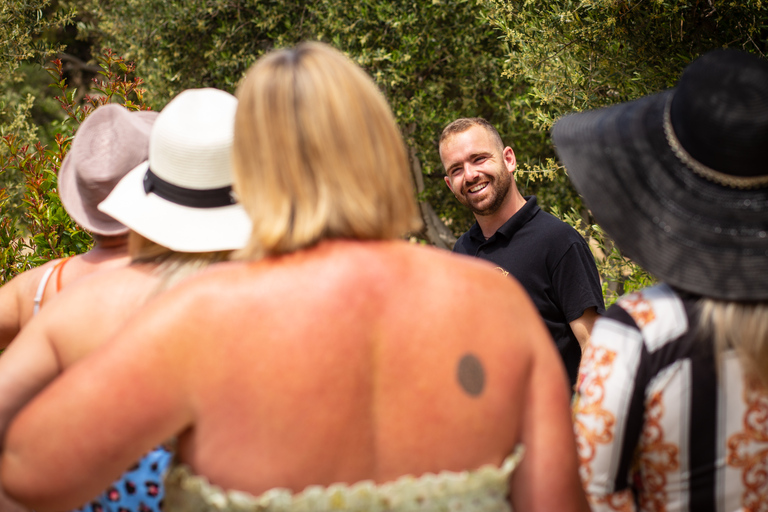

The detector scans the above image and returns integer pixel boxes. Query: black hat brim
[552,90,768,301]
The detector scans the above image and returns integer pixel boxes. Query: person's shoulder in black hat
[555,48,768,511]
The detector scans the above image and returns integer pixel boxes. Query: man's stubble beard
[466,171,512,218]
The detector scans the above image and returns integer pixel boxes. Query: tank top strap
[32,257,73,315]
[33,265,56,316]
[55,256,73,292]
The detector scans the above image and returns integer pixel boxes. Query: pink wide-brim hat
[59,104,158,236]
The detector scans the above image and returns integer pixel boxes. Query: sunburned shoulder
[1,261,57,300]
[19,264,163,355]
[332,240,533,307]
[290,239,523,287]
[158,239,528,304]
[130,241,541,360]
[40,263,161,312]
[71,262,157,290]
[0,264,57,345]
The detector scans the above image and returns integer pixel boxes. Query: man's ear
[503,146,516,174]
[444,175,454,192]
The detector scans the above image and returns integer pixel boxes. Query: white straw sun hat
[99,88,251,252]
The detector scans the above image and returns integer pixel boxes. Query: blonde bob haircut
[233,42,422,259]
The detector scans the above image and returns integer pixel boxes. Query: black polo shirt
[453,196,605,386]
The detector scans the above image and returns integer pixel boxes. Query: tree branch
[409,145,456,250]
[57,53,102,74]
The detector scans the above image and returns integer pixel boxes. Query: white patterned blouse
[573,283,768,512]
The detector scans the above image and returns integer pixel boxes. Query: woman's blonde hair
[233,42,422,259]
[129,231,231,292]
[699,298,768,389]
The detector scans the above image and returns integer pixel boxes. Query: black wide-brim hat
[552,49,768,301]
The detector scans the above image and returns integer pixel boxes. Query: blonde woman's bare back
[175,240,530,486]
[4,239,586,512]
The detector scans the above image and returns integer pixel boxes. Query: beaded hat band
[552,48,768,301]
[663,96,768,190]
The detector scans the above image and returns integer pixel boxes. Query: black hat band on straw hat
[663,95,768,190]
[143,169,235,208]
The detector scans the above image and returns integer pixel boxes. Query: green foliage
[0,1,73,70]
[1,0,77,247]
[483,0,768,296]
[0,50,150,284]
[483,0,768,128]
[79,0,555,235]
[0,0,75,139]
[7,0,765,303]
[1,133,85,280]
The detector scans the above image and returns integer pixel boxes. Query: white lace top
[164,445,524,512]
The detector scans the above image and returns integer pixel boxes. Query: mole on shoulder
[457,353,485,397]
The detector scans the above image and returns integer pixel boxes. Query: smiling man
[439,118,604,388]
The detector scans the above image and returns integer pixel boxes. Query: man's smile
[468,182,489,194]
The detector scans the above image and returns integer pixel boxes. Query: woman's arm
[0,269,146,444]
[0,317,62,445]
[0,297,64,512]
[0,265,53,350]
[508,308,591,512]
[1,286,196,511]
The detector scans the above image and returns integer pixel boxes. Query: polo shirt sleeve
[551,239,606,323]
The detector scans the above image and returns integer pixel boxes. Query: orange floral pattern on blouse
[574,344,632,510]
[727,384,768,511]
[634,392,679,512]
[597,490,636,512]
[619,292,656,328]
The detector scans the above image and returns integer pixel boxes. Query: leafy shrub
[480,0,768,298]
[79,0,558,237]
[483,0,768,129]
[0,49,150,284]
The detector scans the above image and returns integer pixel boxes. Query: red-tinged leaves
[0,49,151,283]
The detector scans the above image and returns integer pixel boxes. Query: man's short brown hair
[439,117,504,153]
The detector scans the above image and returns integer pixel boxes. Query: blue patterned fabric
[75,447,171,512]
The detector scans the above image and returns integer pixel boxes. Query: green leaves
[80,0,529,235]
[6,0,759,300]
[484,0,768,128]
[0,49,151,284]
[482,0,768,297]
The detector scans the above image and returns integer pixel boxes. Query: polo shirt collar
[468,195,540,244]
